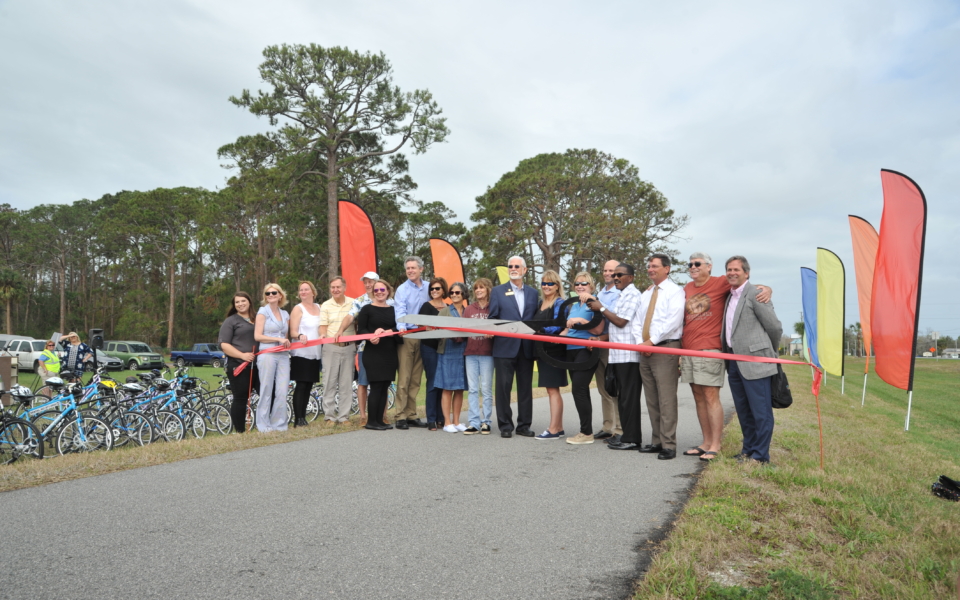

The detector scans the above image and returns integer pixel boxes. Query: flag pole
[904,391,913,431]
[861,373,867,407]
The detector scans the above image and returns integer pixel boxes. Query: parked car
[0,336,44,371]
[170,343,226,368]
[89,351,123,372]
[103,341,165,370]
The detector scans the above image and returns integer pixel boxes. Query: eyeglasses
[612,273,630,279]
[373,288,387,293]
[430,286,442,292]
[449,291,462,296]
[574,282,590,287]
[508,264,523,269]
[265,291,280,296]
[540,282,557,287]
[46,344,54,347]
[687,261,707,268]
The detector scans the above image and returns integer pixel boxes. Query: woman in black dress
[218,292,260,433]
[356,280,400,431]
[534,270,568,440]
[419,277,448,430]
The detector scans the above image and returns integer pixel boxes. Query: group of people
[216,251,782,465]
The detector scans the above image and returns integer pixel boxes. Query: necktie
[642,286,659,342]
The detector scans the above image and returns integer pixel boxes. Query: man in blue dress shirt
[393,256,431,429]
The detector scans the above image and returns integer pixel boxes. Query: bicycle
[0,386,44,463]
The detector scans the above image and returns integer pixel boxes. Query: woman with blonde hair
[288,280,321,427]
[356,280,400,430]
[563,271,600,445]
[534,270,568,440]
[254,283,291,432]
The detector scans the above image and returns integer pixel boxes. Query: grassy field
[634,357,960,599]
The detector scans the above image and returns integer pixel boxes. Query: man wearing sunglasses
[487,255,539,438]
[681,253,771,462]
[587,263,644,450]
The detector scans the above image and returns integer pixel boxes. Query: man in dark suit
[488,256,540,438]
[720,255,782,464]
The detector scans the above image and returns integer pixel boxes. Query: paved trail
[1,385,733,600]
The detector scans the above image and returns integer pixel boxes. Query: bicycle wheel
[155,410,185,442]
[210,403,233,435]
[0,418,44,463]
[180,408,207,439]
[57,416,113,455]
[350,381,360,415]
[305,395,320,422]
[109,410,153,447]
[30,410,65,458]
[387,384,396,410]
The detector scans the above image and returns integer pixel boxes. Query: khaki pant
[594,348,622,435]
[639,341,681,450]
[321,343,356,421]
[395,338,423,421]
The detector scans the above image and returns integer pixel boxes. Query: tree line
[0,43,685,349]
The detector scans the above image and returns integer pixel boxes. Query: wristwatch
[599,306,607,313]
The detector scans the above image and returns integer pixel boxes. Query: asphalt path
[0,384,733,600]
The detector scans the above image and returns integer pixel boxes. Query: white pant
[256,352,290,431]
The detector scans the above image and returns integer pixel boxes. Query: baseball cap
[361,271,379,280]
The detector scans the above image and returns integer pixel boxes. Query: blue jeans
[465,355,494,429]
[421,345,443,424]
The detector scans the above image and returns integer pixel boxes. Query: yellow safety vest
[40,350,61,373]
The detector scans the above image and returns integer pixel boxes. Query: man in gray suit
[720,256,782,464]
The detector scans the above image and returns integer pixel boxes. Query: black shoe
[657,448,677,460]
[515,429,535,437]
[463,427,480,435]
[406,418,427,428]
[607,441,638,451]
[638,444,663,453]
[426,421,438,430]
[501,431,513,438]
[395,420,409,430]
[365,423,391,431]
[480,424,491,435]
[291,419,299,428]
[593,430,613,440]
[605,434,622,445]
[297,418,308,427]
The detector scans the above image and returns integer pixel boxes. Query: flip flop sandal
[683,447,706,456]
[700,452,718,462]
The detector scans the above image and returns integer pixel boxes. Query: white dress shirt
[632,278,685,346]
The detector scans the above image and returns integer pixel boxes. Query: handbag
[604,368,619,398]
[770,364,793,409]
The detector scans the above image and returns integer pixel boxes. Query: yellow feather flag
[816,248,845,377]
[496,266,509,285]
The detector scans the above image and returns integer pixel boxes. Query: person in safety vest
[38,339,61,379]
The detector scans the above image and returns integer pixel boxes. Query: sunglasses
[373,288,387,293]
[46,344,55,347]
[687,261,707,268]
[430,286,443,292]
[449,291,463,296]
[574,282,590,287]
[508,264,523,269]
[265,291,280,296]
[612,273,630,279]
[540,281,557,287]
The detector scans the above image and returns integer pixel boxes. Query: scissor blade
[404,330,485,339]
[402,314,515,329]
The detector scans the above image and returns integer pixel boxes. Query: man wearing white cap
[337,271,394,425]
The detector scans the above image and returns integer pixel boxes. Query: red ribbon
[231,328,422,376]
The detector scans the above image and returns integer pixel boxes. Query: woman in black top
[218,292,260,433]
[419,277,448,430]
[356,280,400,431]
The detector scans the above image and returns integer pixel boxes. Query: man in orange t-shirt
[681,252,770,461]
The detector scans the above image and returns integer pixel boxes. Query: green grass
[634,357,960,599]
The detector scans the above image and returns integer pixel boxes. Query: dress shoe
[605,434,622,445]
[607,441,638,451]
[501,431,513,438]
[395,419,409,430]
[657,448,677,460]
[637,444,663,453]
[407,418,427,428]
[296,418,308,427]
[593,430,613,440]
[365,423,391,431]
[515,429,535,438]
[426,421,438,430]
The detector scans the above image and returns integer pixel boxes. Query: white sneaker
[442,424,458,433]
[455,423,467,432]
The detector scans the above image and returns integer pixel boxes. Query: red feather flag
[871,170,927,394]
[848,216,879,372]
[429,238,465,287]
[338,201,378,299]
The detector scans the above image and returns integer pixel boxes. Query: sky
[1,0,958,340]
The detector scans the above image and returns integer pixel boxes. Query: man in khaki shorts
[681,252,770,462]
